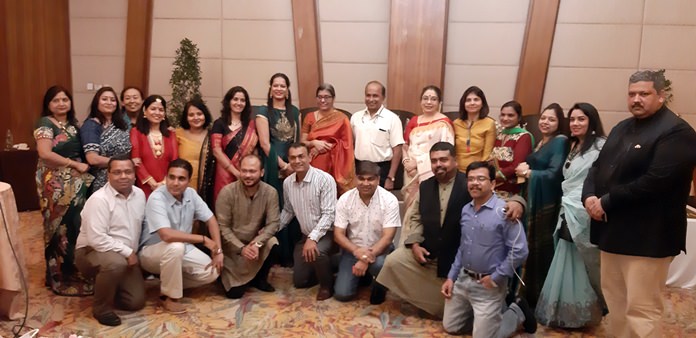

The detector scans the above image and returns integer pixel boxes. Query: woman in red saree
[302,83,355,195]
[211,86,258,202]
[130,95,178,198]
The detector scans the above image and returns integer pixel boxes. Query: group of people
[33,70,696,337]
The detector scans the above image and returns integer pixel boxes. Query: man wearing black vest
[377,142,525,318]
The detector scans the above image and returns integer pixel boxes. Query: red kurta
[130,128,179,198]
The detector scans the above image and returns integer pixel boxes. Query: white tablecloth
[667,218,696,288]
[0,182,27,319]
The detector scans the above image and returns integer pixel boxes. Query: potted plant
[168,38,202,127]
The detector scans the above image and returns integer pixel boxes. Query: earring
[591,130,595,135]
[285,93,289,100]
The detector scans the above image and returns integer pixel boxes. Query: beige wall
[149,0,298,119]
[543,0,696,131]
[69,0,128,122]
[443,0,530,119]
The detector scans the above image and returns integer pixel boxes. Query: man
[350,81,404,189]
[582,70,696,337]
[75,155,146,326]
[377,142,525,318]
[441,161,534,337]
[216,154,280,299]
[279,143,337,300]
[139,159,224,313]
[333,161,400,304]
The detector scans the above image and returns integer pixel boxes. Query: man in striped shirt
[280,143,337,300]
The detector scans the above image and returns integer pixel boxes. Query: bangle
[201,235,205,244]
[402,158,410,165]
[65,158,71,168]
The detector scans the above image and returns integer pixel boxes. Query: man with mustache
[582,70,696,337]
[377,142,526,318]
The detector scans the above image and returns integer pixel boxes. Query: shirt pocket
[475,225,500,247]
[370,127,391,148]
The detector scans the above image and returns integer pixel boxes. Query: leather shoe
[94,312,121,326]
[369,282,387,305]
[515,297,537,333]
[253,280,275,292]
[162,297,187,314]
[316,287,333,301]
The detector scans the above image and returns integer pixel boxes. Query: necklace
[149,131,164,157]
[565,144,581,169]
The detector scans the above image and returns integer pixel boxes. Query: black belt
[463,268,490,281]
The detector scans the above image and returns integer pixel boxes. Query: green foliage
[657,69,674,103]
[168,38,202,127]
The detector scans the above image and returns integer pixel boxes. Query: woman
[301,83,355,195]
[453,86,496,172]
[176,98,213,194]
[211,86,258,202]
[536,103,606,328]
[491,101,534,196]
[515,103,569,308]
[401,85,454,209]
[130,95,178,198]
[81,87,132,193]
[35,86,94,296]
[120,86,144,128]
[256,73,301,267]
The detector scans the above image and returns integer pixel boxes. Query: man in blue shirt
[441,161,535,337]
[139,159,224,313]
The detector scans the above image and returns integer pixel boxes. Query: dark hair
[42,85,78,126]
[541,103,569,137]
[168,158,193,178]
[459,86,489,120]
[180,98,212,130]
[88,86,127,130]
[420,85,442,102]
[316,83,336,98]
[629,70,666,92]
[466,161,496,180]
[240,153,264,170]
[266,73,295,129]
[501,100,523,126]
[288,142,309,153]
[120,86,144,101]
[365,81,386,97]
[107,153,135,172]
[135,95,171,137]
[430,141,455,157]
[567,102,606,156]
[221,86,252,129]
[355,161,381,177]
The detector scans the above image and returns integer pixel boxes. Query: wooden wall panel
[124,0,153,94]
[0,0,72,148]
[291,0,323,109]
[387,0,449,114]
[514,0,560,116]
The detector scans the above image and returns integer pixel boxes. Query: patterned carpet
[2,211,696,337]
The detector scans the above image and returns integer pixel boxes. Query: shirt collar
[467,193,497,210]
[158,185,191,206]
[104,182,135,200]
[363,105,384,121]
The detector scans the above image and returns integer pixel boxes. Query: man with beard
[377,142,525,318]
[216,154,280,298]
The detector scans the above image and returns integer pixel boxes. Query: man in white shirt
[350,81,405,190]
[75,155,146,326]
[279,143,337,300]
[333,161,400,304]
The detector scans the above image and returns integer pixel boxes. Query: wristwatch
[387,176,395,182]
[214,247,222,255]
[254,241,263,248]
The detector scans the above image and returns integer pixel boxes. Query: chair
[299,107,317,121]
[443,111,460,122]
[390,109,414,131]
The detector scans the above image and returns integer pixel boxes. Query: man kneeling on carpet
[75,155,146,326]
[440,161,535,337]
[139,159,224,313]
[216,154,280,298]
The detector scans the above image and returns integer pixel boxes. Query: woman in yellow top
[176,98,213,195]
[453,86,497,171]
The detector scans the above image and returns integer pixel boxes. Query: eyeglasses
[467,176,490,183]
[316,95,333,101]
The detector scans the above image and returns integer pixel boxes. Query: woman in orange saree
[302,83,355,195]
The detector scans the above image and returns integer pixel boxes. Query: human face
[430,150,456,182]
[288,146,310,175]
[356,173,379,199]
[538,109,560,137]
[628,81,664,119]
[230,92,246,115]
[499,106,520,129]
[364,83,384,113]
[107,160,135,195]
[166,167,190,200]
[271,77,288,101]
[122,88,143,114]
[467,167,494,201]
[316,89,334,112]
[49,91,71,117]
[420,89,440,115]
[569,109,589,139]
[239,156,263,188]
[186,106,205,130]
[464,93,483,115]
[144,101,165,125]
[98,91,118,115]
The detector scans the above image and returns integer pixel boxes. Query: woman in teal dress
[535,102,607,327]
[515,103,569,308]
[34,85,94,296]
[255,73,301,266]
